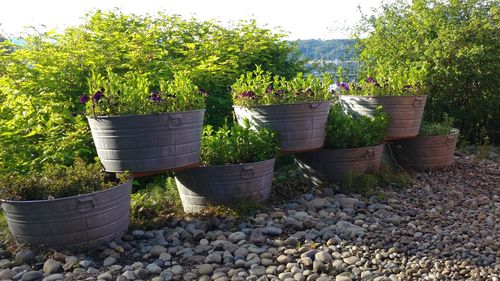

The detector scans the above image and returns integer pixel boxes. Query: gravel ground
[0,154,498,281]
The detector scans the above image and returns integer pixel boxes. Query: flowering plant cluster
[231,66,333,107]
[81,69,206,117]
[331,77,426,96]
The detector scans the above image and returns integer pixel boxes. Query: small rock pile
[0,155,498,281]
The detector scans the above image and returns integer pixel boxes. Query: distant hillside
[295,39,357,61]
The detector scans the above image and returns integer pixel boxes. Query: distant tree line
[295,39,356,61]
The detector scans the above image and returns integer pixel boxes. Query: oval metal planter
[233,102,331,153]
[339,95,427,140]
[175,158,275,213]
[88,109,205,174]
[389,130,459,170]
[1,181,132,249]
[295,144,384,186]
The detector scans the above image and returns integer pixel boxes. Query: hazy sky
[0,0,388,39]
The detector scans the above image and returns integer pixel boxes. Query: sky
[0,0,387,40]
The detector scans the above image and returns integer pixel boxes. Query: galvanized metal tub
[339,95,427,140]
[295,145,384,186]
[389,130,459,170]
[175,158,275,213]
[233,102,331,153]
[1,181,132,249]
[88,110,205,174]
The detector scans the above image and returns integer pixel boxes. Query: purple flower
[198,86,208,97]
[79,95,89,104]
[240,91,256,99]
[71,112,78,117]
[265,85,274,94]
[403,85,412,91]
[367,77,376,83]
[148,90,162,103]
[92,91,104,102]
[337,82,350,91]
[274,89,284,97]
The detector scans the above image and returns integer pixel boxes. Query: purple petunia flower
[337,82,350,91]
[265,85,274,94]
[148,90,162,103]
[92,91,104,102]
[274,89,284,97]
[79,95,89,104]
[240,91,256,99]
[198,86,208,97]
[367,77,376,83]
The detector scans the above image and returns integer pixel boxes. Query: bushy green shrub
[0,11,305,174]
[355,0,499,143]
[325,104,388,149]
[232,66,333,107]
[200,121,279,166]
[0,159,120,201]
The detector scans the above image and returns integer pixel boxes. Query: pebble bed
[0,155,498,281]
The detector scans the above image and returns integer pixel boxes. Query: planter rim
[321,143,384,151]
[87,109,205,120]
[414,129,460,139]
[339,94,427,99]
[187,158,276,170]
[233,100,331,109]
[1,180,132,204]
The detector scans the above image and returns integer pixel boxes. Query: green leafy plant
[231,66,333,107]
[83,70,206,116]
[0,10,305,174]
[325,104,389,149]
[340,166,412,195]
[130,175,182,228]
[419,114,456,136]
[354,0,498,142]
[341,172,379,195]
[0,159,121,201]
[200,121,279,166]
[332,77,427,96]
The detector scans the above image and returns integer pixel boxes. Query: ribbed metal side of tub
[1,181,132,249]
[295,145,384,186]
[175,159,275,213]
[88,110,204,173]
[339,95,426,140]
[390,131,458,170]
[233,102,330,153]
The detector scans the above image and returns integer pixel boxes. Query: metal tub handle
[364,149,375,160]
[168,114,183,129]
[241,166,255,179]
[77,197,96,213]
[412,97,424,108]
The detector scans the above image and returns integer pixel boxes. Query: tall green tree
[355,0,499,143]
[0,11,305,174]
